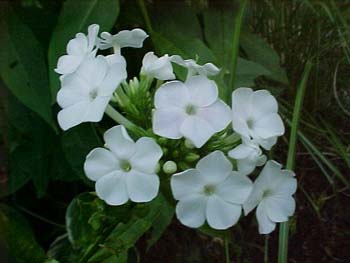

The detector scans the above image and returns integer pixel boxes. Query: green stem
[224,237,230,263]
[138,0,153,34]
[105,105,145,137]
[264,235,269,263]
[277,61,313,263]
[228,0,248,92]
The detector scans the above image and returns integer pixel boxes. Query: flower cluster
[56,25,297,234]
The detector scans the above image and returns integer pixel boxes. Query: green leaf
[88,195,167,262]
[61,124,101,182]
[240,32,289,85]
[47,234,79,263]
[0,5,54,129]
[235,58,271,88]
[146,199,174,250]
[0,204,48,263]
[48,0,120,102]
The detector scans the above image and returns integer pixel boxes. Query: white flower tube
[84,125,163,205]
[171,151,252,230]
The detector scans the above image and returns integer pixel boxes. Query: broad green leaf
[48,0,120,102]
[47,234,79,263]
[0,6,54,128]
[0,204,49,263]
[146,199,174,250]
[61,124,101,182]
[235,57,271,88]
[240,32,289,85]
[88,195,167,262]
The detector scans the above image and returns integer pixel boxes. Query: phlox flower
[141,52,175,80]
[98,28,148,52]
[171,151,252,230]
[232,88,284,150]
[57,55,126,130]
[55,24,99,75]
[152,76,231,148]
[243,160,297,234]
[170,55,220,79]
[84,125,163,205]
[228,137,267,175]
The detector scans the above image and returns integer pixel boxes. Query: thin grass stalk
[278,60,313,263]
[229,0,248,90]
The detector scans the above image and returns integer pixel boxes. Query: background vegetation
[0,0,349,262]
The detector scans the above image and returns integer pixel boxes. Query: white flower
[228,137,267,175]
[55,24,99,75]
[98,28,148,52]
[243,160,297,234]
[232,88,284,150]
[171,151,252,230]
[84,125,163,205]
[57,55,126,130]
[170,55,220,79]
[153,76,231,148]
[141,52,175,80]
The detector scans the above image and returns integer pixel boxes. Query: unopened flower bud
[184,139,195,149]
[185,153,200,162]
[163,161,177,174]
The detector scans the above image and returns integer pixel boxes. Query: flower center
[246,118,255,129]
[185,104,197,115]
[89,89,98,100]
[203,184,216,196]
[262,189,272,198]
[120,160,131,172]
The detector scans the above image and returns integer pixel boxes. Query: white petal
[141,52,175,80]
[76,56,108,87]
[126,171,159,202]
[180,116,215,148]
[95,172,129,206]
[55,55,84,75]
[256,136,277,150]
[273,174,297,196]
[228,144,255,159]
[265,196,295,222]
[103,125,135,159]
[130,137,163,173]
[254,114,285,139]
[84,96,110,122]
[84,148,120,181]
[206,196,242,229]
[196,100,231,132]
[232,87,253,120]
[256,201,277,234]
[87,24,100,51]
[243,188,264,215]
[57,101,89,130]
[99,55,127,95]
[171,169,205,200]
[154,81,190,109]
[175,194,207,228]
[255,160,285,191]
[66,33,88,55]
[202,63,220,76]
[232,114,250,138]
[251,90,278,119]
[196,151,232,184]
[185,76,218,107]
[216,172,252,204]
[237,159,257,175]
[56,84,89,108]
[153,108,186,139]
[256,155,267,166]
[113,28,148,48]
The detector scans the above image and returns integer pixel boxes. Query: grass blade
[278,60,313,263]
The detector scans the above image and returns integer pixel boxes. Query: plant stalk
[278,60,313,263]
